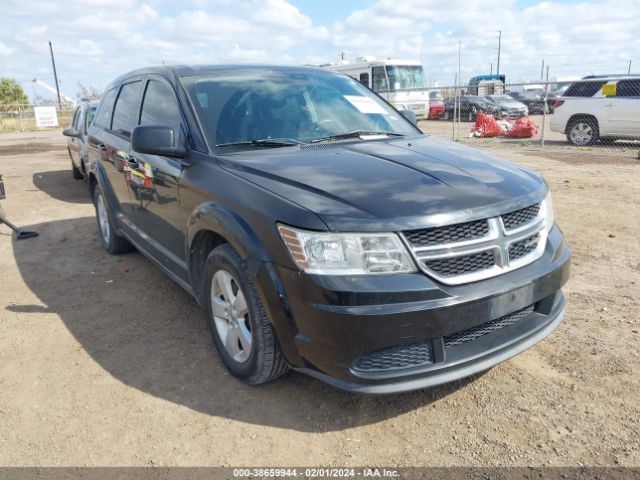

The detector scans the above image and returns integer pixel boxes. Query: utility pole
[48,41,62,110]
[629,60,632,74]
[490,62,493,75]
[340,51,346,61]
[540,59,545,80]
[496,30,502,75]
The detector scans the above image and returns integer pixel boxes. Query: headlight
[277,225,416,275]
[540,190,554,232]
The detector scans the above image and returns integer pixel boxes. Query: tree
[0,78,29,111]
[77,83,101,101]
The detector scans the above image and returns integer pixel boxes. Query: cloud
[0,41,15,57]
[0,0,638,100]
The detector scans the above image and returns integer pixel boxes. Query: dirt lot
[0,129,639,467]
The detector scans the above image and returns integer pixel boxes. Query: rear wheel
[567,118,599,146]
[468,107,477,122]
[93,186,134,254]
[204,244,289,385]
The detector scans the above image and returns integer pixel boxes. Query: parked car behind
[442,95,499,121]
[487,94,529,118]
[87,65,570,394]
[428,90,445,119]
[509,90,552,114]
[550,76,640,145]
[62,100,99,179]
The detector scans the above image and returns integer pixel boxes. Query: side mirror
[399,109,417,126]
[63,127,81,138]
[131,124,185,159]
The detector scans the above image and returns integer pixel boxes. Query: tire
[93,186,134,254]
[204,244,289,385]
[566,118,599,146]
[468,107,477,122]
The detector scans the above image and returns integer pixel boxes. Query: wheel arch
[565,113,599,134]
[186,202,273,304]
[186,203,303,366]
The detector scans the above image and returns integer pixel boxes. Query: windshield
[385,65,425,90]
[182,69,419,150]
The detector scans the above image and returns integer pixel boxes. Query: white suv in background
[550,76,640,146]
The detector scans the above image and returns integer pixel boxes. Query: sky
[1,0,639,101]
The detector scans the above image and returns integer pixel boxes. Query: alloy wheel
[569,122,593,145]
[96,193,110,244]
[210,269,252,363]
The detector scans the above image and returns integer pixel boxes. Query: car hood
[217,135,546,231]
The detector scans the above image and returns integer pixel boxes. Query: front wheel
[567,118,599,146]
[204,244,289,385]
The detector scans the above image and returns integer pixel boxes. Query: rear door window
[140,80,184,145]
[564,81,605,97]
[616,79,640,97]
[111,81,143,137]
[93,88,118,129]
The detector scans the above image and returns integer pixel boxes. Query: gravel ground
[0,129,638,467]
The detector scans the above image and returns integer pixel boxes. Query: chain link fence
[417,77,640,156]
[0,104,75,133]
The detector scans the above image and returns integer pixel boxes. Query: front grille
[501,204,540,230]
[424,250,495,277]
[404,219,489,247]
[352,342,433,373]
[509,233,540,260]
[444,305,535,348]
[402,202,545,285]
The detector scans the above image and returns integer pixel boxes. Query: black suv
[442,95,499,121]
[87,65,571,394]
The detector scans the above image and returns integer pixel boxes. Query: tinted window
[140,80,183,145]
[564,81,605,97]
[372,66,388,91]
[111,81,143,137]
[93,88,118,128]
[616,80,640,97]
[86,106,97,128]
[358,72,369,87]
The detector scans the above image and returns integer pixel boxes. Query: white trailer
[323,57,430,119]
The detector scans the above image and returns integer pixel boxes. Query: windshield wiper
[310,130,405,143]
[215,138,303,148]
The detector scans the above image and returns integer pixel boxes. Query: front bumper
[267,227,571,394]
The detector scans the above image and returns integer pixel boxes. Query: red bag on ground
[504,116,538,138]
[471,113,504,137]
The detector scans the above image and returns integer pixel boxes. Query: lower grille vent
[444,305,534,348]
[352,342,433,373]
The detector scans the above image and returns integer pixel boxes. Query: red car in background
[428,91,445,119]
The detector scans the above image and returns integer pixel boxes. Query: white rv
[325,58,430,119]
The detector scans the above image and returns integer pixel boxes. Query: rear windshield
[181,69,419,149]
